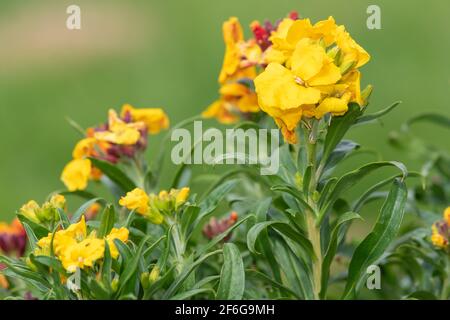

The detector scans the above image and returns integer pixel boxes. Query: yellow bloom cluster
[34,216,129,273]
[119,187,190,224]
[19,194,66,224]
[61,105,169,192]
[254,16,371,143]
[203,17,261,124]
[431,207,450,249]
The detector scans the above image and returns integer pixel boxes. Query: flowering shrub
[1,11,449,300]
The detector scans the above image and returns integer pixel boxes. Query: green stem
[304,120,322,300]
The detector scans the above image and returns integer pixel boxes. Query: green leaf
[102,241,112,287]
[247,221,315,260]
[17,214,49,239]
[356,101,402,125]
[89,157,136,192]
[118,236,152,293]
[321,103,363,167]
[181,205,200,239]
[171,166,192,189]
[343,178,408,298]
[97,204,116,238]
[403,113,450,131]
[320,212,362,299]
[196,180,237,222]
[217,243,245,300]
[321,140,360,177]
[405,290,438,300]
[170,288,214,300]
[71,198,105,224]
[163,249,222,299]
[21,222,38,251]
[246,269,301,299]
[318,161,408,225]
[271,185,313,213]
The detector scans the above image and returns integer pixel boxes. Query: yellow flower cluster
[431,207,450,249]
[34,216,129,273]
[19,194,66,224]
[61,105,169,192]
[119,187,190,224]
[254,16,371,143]
[203,17,261,124]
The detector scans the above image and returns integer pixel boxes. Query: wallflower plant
[1,11,449,301]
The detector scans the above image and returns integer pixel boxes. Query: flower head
[119,188,150,215]
[430,207,450,250]
[121,104,169,134]
[34,216,129,273]
[61,158,92,192]
[253,15,371,143]
[0,218,26,257]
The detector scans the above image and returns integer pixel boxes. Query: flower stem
[305,119,322,299]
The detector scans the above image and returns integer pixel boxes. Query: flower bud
[149,266,160,284]
[140,272,150,289]
[19,201,41,223]
[361,85,373,106]
[111,278,119,292]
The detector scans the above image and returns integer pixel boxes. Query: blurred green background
[0,0,449,220]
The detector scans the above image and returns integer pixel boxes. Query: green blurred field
[0,0,449,220]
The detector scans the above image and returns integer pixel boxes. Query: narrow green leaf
[356,101,402,125]
[217,243,245,300]
[98,204,116,238]
[343,179,407,298]
[318,161,408,225]
[163,249,222,298]
[247,221,315,260]
[89,157,136,192]
[71,198,105,224]
[321,103,363,166]
[320,212,362,299]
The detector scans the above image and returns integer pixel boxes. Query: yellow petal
[314,93,351,119]
[61,159,92,191]
[121,104,169,134]
[291,39,326,81]
[119,188,149,215]
[254,63,321,111]
[72,138,97,159]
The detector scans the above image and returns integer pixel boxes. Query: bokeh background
[0,0,449,221]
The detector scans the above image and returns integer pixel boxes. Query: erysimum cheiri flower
[33,216,129,273]
[431,206,450,250]
[0,218,26,257]
[253,15,372,143]
[61,105,169,191]
[19,194,66,224]
[119,187,190,224]
[202,16,264,124]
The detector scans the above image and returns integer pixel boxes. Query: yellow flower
[431,225,447,248]
[60,216,87,241]
[0,274,8,289]
[336,26,370,69]
[61,158,92,191]
[218,17,243,83]
[19,200,40,223]
[121,104,169,134]
[173,187,190,209]
[72,137,97,159]
[60,238,105,273]
[444,207,450,226]
[94,109,144,145]
[202,100,240,124]
[119,188,150,215]
[35,232,77,257]
[106,227,129,259]
[202,82,260,124]
[49,194,66,210]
